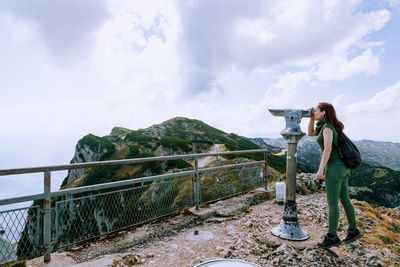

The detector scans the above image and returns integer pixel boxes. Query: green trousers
[325,161,357,235]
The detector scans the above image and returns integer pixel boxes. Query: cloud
[332,94,345,107]
[0,0,184,137]
[0,0,397,154]
[345,80,400,113]
[315,49,380,81]
[262,72,314,108]
[251,47,381,119]
[343,81,400,141]
[177,0,391,92]
[0,0,110,64]
[388,0,400,10]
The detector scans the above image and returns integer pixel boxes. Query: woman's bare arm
[316,128,333,179]
[308,119,316,136]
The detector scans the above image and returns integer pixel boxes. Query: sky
[1,0,400,200]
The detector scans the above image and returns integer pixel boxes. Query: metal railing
[0,149,268,264]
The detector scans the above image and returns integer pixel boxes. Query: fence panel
[0,149,267,264]
[55,175,193,250]
[0,205,40,264]
[199,161,264,204]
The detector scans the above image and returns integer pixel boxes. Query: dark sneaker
[317,234,342,249]
[343,229,363,244]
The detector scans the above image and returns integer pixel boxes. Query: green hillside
[60,117,312,188]
[349,163,400,208]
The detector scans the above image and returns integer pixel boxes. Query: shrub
[137,141,153,149]
[78,134,102,151]
[141,161,162,174]
[125,131,157,143]
[77,134,116,161]
[165,159,192,170]
[137,152,155,158]
[80,165,121,186]
[158,136,191,152]
[126,152,162,175]
[99,142,116,161]
[191,139,213,145]
[126,146,140,158]
[111,126,132,137]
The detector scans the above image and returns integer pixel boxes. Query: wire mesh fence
[0,149,267,264]
[54,175,193,250]
[199,161,265,204]
[0,205,40,264]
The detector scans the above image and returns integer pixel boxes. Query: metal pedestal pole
[269,109,310,241]
[271,141,308,241]
[271,201,308,240]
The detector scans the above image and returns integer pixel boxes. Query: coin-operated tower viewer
[268,109,312,241]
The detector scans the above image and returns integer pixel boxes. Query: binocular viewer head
[268,109,311,142]
[268,109,312,119]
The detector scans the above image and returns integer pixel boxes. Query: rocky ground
[28,178,400,267]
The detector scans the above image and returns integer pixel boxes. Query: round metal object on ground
[271,222,309,241]
[271,200,309,241]
[195,259,260,267]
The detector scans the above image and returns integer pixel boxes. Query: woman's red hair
[317,102,344,132]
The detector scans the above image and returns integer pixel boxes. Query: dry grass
[373,168,388,178]
[364,210,380,221]
[115,165,141,178]
[360,234,383,245]
[356,201,382,218]
[381,258,396,266]
[61,173,88,189]
[112,145,129,159]
[354,198,400,262]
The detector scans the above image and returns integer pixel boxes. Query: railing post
[264,150,268,190]
[43,171,51,262]
[194,156,200,211]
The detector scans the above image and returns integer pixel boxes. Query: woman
[308,102,362,248]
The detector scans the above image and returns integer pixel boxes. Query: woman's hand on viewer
[307,107,317,136]
[308,107,316,120]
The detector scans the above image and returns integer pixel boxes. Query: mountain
[253,137,400,171]
[60,117,313,189]
[355,140,400,171]
[252,136,321,171]
[254,137,400,208]
[348,163,400,208]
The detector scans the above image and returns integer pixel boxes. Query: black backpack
[337,131,362,169]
